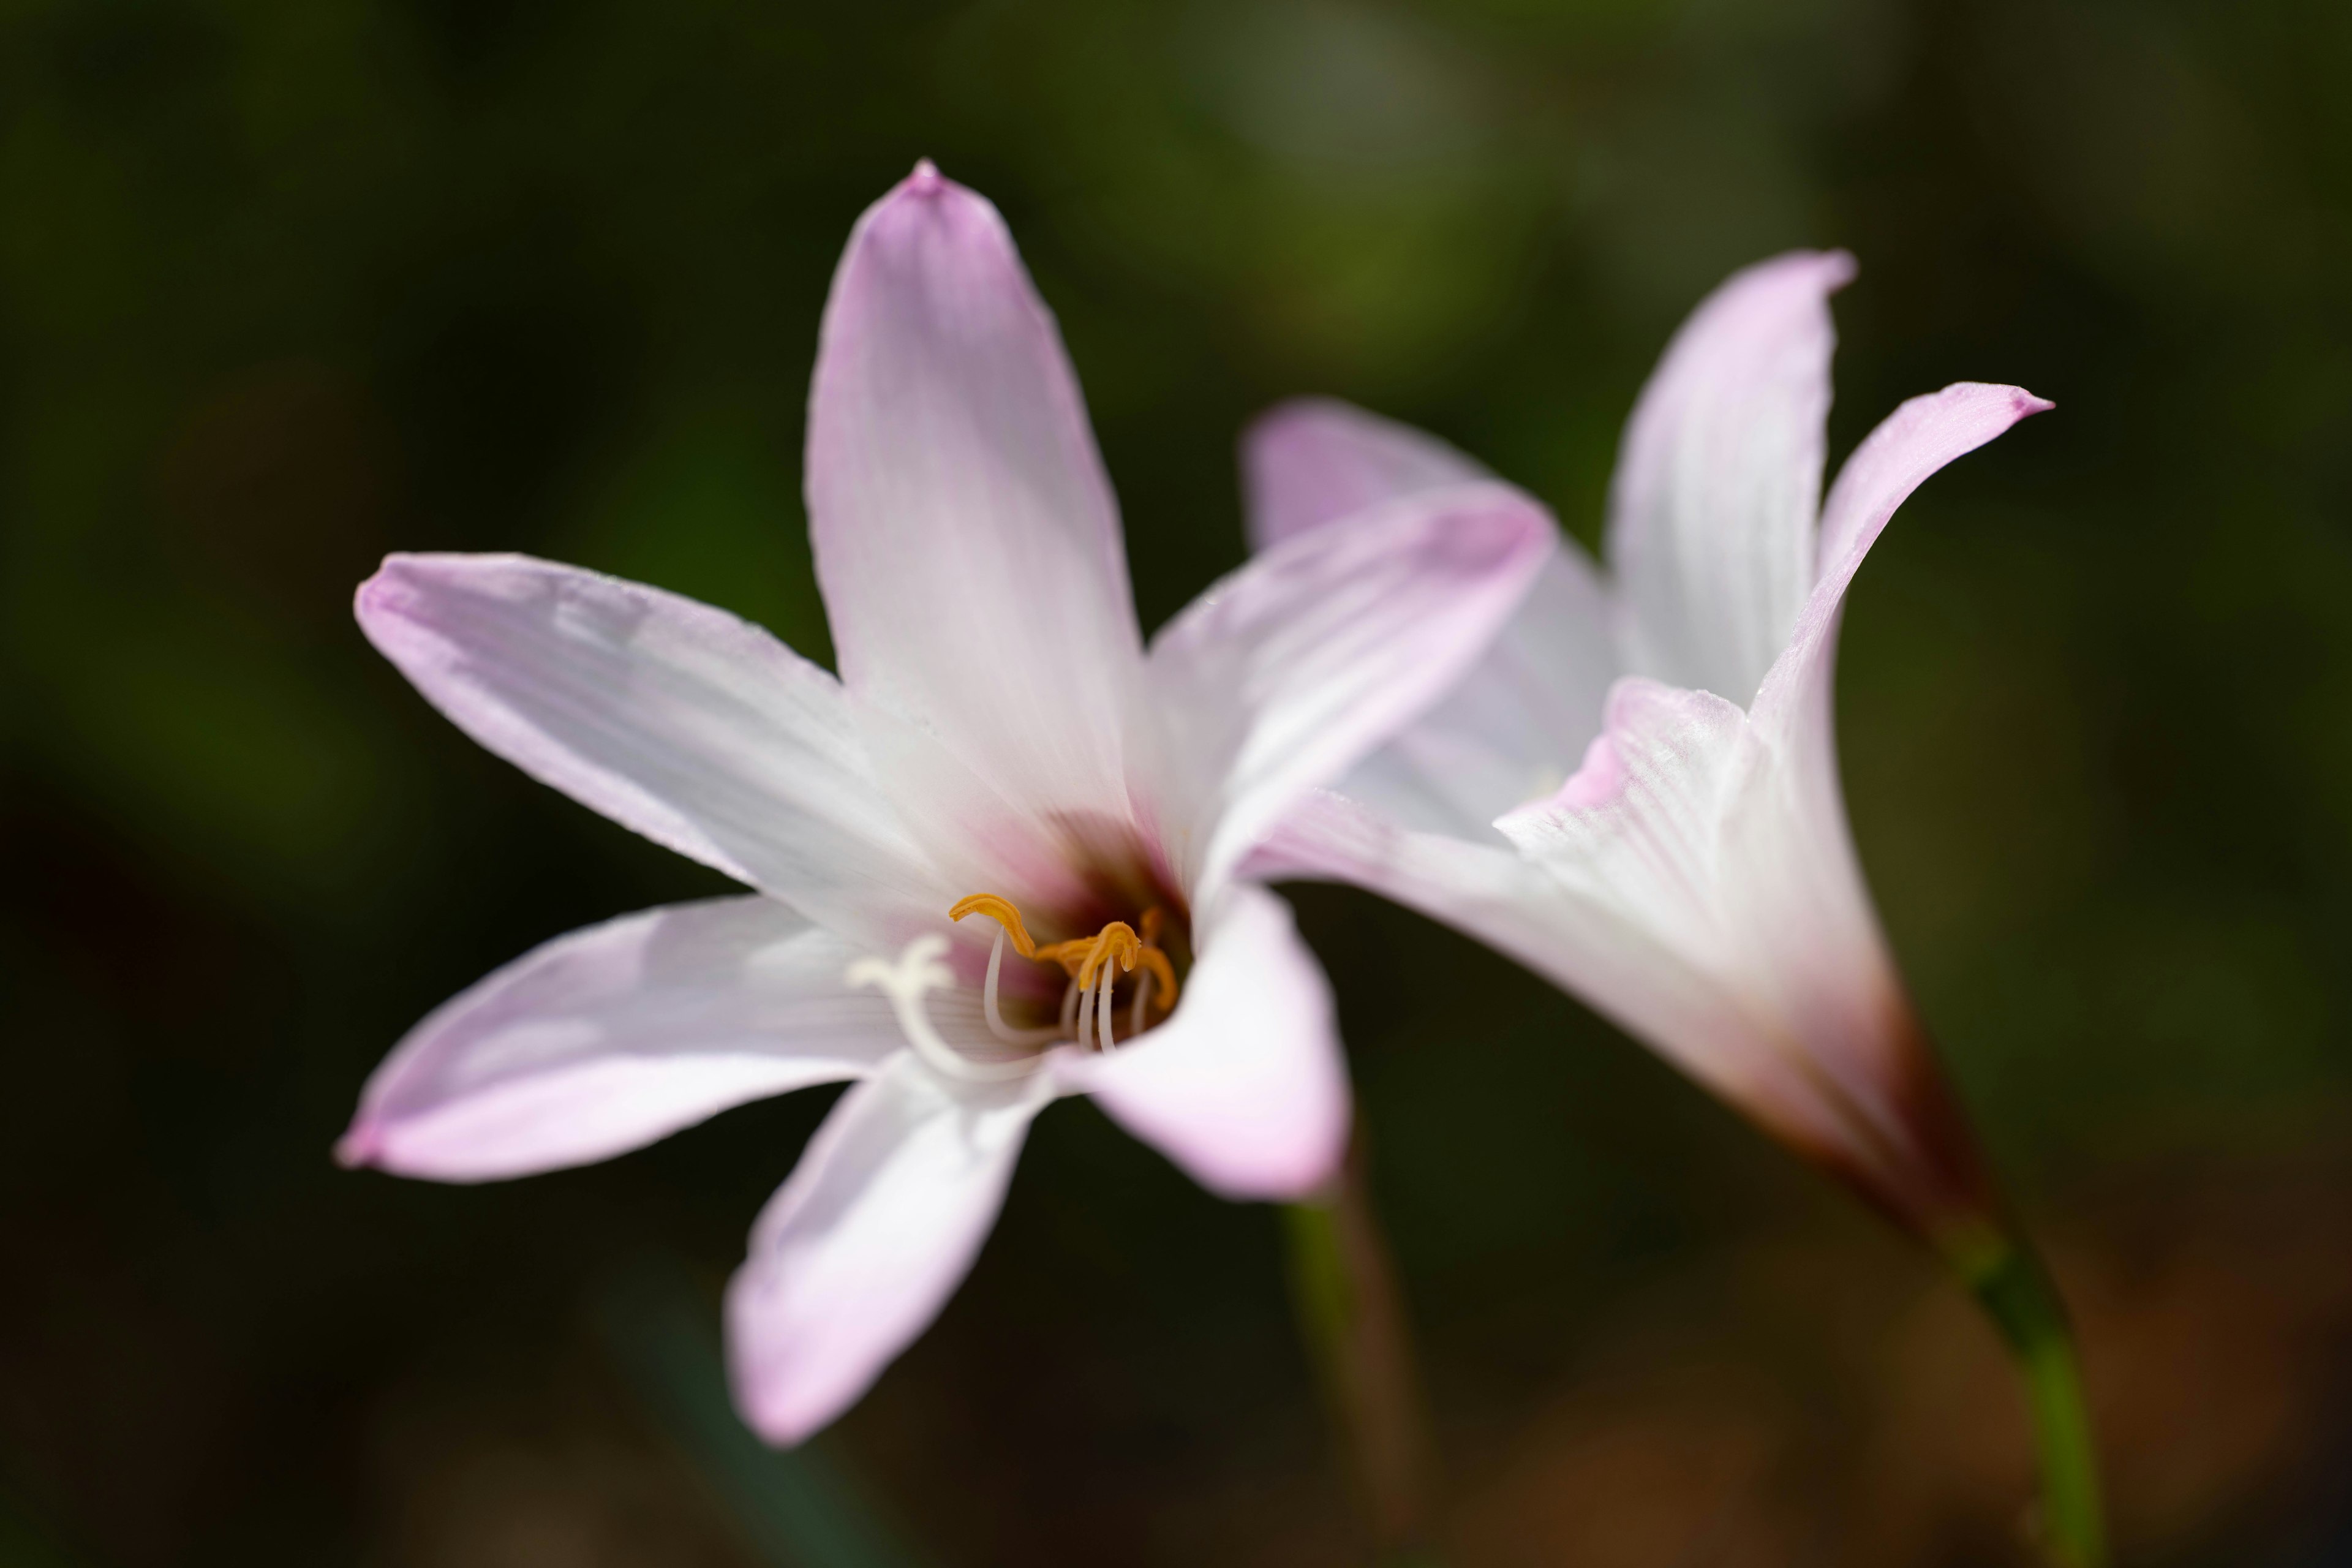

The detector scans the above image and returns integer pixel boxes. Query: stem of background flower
[1954,1235,2106,1568]
[1283,1135,1442,1567]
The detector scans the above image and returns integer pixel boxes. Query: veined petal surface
[339,898,903,1182]
[356,554,940,938]
[1607,251,1852,706]
[1241,398,1619,840]
[1242,398,1491,549]
[807,164,1144,855]
[726,1054,1050,1444]
[1057,881,1348,1201]
[1148,481,1554,899]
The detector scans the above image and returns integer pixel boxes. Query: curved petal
[356,554,941,937]
[1753,381,2055,745]
[1736,383,2051,1107]
[1148,481,1555,899]
[1607,251,1853,706]
[1242,398,1491,548]
[339,898,902,1182]
[807,163,1144,851]
[725,1054,1049,1444]
[1057,881,1347,1200]
[1334,549,1619,840]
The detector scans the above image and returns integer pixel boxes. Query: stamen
[1095,965,1116,1050]
[1059,976,1080,1032]
[846,936,1035,1084]
[1074,970,1099,1053]
[952,893,1181,1009]
[981,925,1065,1046]
[1129,968,1152,1036]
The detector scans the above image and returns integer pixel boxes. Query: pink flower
[340,164,1553,1443]
[1245,253,2050,1246]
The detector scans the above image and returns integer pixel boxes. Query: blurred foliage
[4,0,2351,1563]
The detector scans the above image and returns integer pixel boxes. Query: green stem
[1283,1137,1441,1565]
[1953,1236,2106,1568]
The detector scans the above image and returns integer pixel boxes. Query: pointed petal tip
[333,1120,381,1170]
[907,157,944,194]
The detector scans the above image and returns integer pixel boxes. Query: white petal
[1242,398,1491,548]
[1148,481,1555,899]
[1725,381,2050,1172]
[356,554,941,938]
[1057,882,1348,1200]
[1334,549,1619,840]
[1607,251,1854,706]
[1256,782,1872,1202]
[339,898,903,1182]
[807,164,1145,853]
[725,1054,1049,1444]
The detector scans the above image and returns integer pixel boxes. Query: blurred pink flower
[1245,254,2049,1245]
[340,164,1553,1443]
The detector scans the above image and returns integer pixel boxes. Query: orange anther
[949,894,1180,1012]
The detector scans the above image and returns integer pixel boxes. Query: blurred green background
[6,0,2352,1563]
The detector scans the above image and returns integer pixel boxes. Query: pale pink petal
[1148,481,1555,898]
[1239,399,1618,840]
[725,1054,1049,1444]
[1242,398,1491,548]
[1607,251,1854,706]
[339,898,903,1182]
[1753,381,2055,744]
[807,163,1144,864]
[356,554,941,938]
[1250,785,1850,1167]
[1334,550,1618,840]
[1734,383,2051,1104]
[1057,882,1347,1200]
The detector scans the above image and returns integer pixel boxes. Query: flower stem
[1952,1235,2106,1568]
[1283,1136,1440,1564]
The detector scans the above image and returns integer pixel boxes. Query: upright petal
[807,164,1144,848]
[1333,551,1618,841]
[1057,881,1348,1200]
[1148,482,1554,899]
[1754,381,2056,746]
[1607,251,1853,706]
[356,554,941,938]
[1242,398,1491,549]
[725,1055,1049,1444]
[340,898,904,1182]
[1238,398,1619,840]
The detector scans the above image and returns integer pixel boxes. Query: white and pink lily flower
[1244,253,2050,1248]
[339,164,1554,1443]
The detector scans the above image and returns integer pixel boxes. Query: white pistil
[846,936,1035,1084]
[1060,976,1080,1033]
[1129,968,1152,1036]
[981,925,1065,1047]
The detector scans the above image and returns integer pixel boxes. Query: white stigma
[846,935,1038,1083]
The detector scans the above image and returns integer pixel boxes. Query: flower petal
[807,164,1144,846]
[725,1054,1049,1444]
[1752,381,2055,745]
[356,554,941,937]
[1057,881,1348,1200]
[339,897,902,1182]
[1607,251,1853,706]
[1242,398,1491,549]
[1333,550,1619,840]
[1148,481,1555,898]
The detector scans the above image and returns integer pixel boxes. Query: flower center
[843,894,1183,1084]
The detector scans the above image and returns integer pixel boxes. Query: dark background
[6,0,2352,1563]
